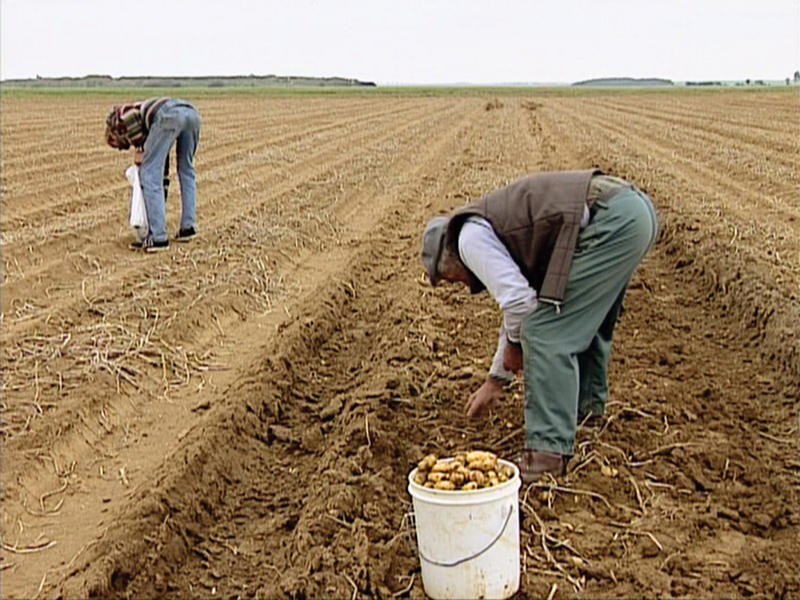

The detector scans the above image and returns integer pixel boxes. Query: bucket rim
[408,457,520,503]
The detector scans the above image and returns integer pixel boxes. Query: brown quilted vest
[444,169,602,306]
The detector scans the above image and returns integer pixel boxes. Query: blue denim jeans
[140,100,201,242]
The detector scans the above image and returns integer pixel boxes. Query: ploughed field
[1,89,797,599]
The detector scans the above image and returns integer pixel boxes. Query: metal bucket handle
[404,503,516,568]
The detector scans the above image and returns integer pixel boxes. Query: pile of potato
[412,451,515,491]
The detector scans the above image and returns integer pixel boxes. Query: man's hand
[465,378,505,418]
[134,147,144,166]
[503,342,523,374]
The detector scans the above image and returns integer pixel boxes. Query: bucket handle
[416,503,516,568]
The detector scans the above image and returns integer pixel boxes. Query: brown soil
[1,90,797,599]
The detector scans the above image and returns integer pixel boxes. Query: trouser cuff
[525,433,575,456]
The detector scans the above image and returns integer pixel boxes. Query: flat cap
[420,216,448,286]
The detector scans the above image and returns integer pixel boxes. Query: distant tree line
[691,72,799,87]
[574,74,800,88]
[572,77,674,87]
[685,81,723,87]
[3,74,377,88]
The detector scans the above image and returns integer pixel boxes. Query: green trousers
[519,188,659,455]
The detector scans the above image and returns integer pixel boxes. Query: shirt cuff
[490,328,515,382]
[488,372,512,384]
[505,329,521,345]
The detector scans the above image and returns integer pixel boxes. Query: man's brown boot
[514,449,568,484]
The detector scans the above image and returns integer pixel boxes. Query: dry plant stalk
[527,481,612,509]
[392,574,416,598]
[521,491,584,593]
[2,539,57,554]
[2,197,341,439]
[546,582,558,600]
[344,572,358,600]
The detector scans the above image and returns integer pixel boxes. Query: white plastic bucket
[407,459,521,600]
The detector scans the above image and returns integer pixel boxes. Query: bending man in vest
[420,170,658,482]
[105,98,201,252]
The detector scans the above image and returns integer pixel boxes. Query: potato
[417,454,438,472]
[469,470,486,487]
[414,451,511,492]
[427,472,448,484]
[465,451,483,462]
[431,461,457,473]
[468,458,497,473]
[453,465,470,480]
[466,451,496,464]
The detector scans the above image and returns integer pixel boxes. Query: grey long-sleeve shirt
[457,210,590,381]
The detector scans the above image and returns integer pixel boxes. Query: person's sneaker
[175,227,196,243]
[130,236,169,253]
[513,449,568,484]
[144,238,169,253]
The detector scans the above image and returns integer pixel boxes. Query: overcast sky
[1,0,798,84]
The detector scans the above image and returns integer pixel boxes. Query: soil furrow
[0,101,427,229]
[0,92,796,600]
[0,101,455,315]
[543,100,799,265]
[0,102,483,597]
[538,97,799,391]
[0,103,469,435]
[51,98,799,600]
[585,96,799,164]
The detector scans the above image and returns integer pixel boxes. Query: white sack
[125,165,148,242]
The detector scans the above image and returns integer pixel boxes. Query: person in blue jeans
[105,98,201,252]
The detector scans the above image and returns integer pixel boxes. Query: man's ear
[438,250,462,282]
[436,250,452,281]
